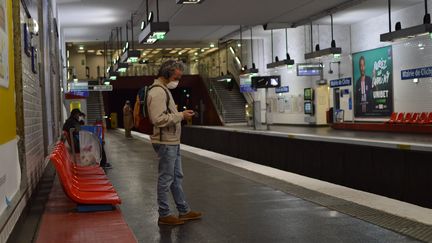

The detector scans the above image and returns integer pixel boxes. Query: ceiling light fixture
[176,0,205,4]
[121,13,141,63]
[244,26,259,74]
[113,27,129,73]
[114,62,129,73]
[216,73,233,82]
[380,0,431,42]
[138,0,170,45]
[107,66,118,80]
[305,15,341,60]
[266,28,295,69]
[239,25,246,71]
[106,30,120,79]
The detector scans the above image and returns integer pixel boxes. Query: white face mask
[166,80,179,89]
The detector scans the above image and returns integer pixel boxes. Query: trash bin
[110,112,118,128]
[327,107,334,124]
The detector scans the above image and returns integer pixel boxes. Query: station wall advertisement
[352,46,393,117]
[0,0,21,217]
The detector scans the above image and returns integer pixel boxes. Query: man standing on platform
[147,60,202,225]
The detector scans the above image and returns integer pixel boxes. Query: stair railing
[228,61,254,105]
[198,64,226,125]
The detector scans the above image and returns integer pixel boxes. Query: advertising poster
[0,0,21,217]
[0,0,9,87]
[352,46,393,117]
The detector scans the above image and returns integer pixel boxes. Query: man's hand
[182,110,195,119]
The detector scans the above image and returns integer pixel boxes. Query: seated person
[63,109,82,152]
[79,112,86,125]
[63,109,111,168]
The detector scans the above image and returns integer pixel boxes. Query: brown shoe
[179,211,202,221]
[158,215,185,225]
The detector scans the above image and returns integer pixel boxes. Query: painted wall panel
[0,0,20,223]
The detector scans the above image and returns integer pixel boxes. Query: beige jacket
[147,78,184,144]
[123,104,134,129]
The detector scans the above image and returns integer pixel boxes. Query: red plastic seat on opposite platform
[408,113,419,124]
[395,112,405,123]
[387,112,398,123]
[403,112,413,123]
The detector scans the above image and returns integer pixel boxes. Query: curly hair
[157,60,185,79]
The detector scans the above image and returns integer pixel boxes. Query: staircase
[86,91,105,125]
[211,81,246,124]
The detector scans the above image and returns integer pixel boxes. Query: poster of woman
[352,46,393,117]
[0,0,9,88]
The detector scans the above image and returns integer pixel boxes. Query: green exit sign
[153,32,166,40]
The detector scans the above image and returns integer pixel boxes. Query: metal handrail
[198,64,226,124]
[228,62,254,105]
[209,82,226,116]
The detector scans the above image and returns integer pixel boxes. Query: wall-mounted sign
[68,82,88,91]
[239,74,257,93]
[68,83,112,92]
[275,86,289,93]
[23,23,31,57]
[68,91,89,97]
[401,66,432,80]
[330,77,352,88]
[0,0,9,88]
[31,47,38,74]
[297,63,322,76]
[92,85,113,91]
[352,46,393,117]
[251,75,281,89]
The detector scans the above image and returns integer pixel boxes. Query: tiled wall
[22,39,45,189]
[0,0,59,241]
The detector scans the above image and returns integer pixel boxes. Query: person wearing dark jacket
[63,108,111,168]
[63,108,82,152]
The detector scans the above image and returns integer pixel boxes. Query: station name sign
[401,66,432,80]
[275,86,289,93]
[69,83,113,92]
[329,77,352,88]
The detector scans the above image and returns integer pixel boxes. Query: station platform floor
[100,129,431,242]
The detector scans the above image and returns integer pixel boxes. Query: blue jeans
[152,144,190,217]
